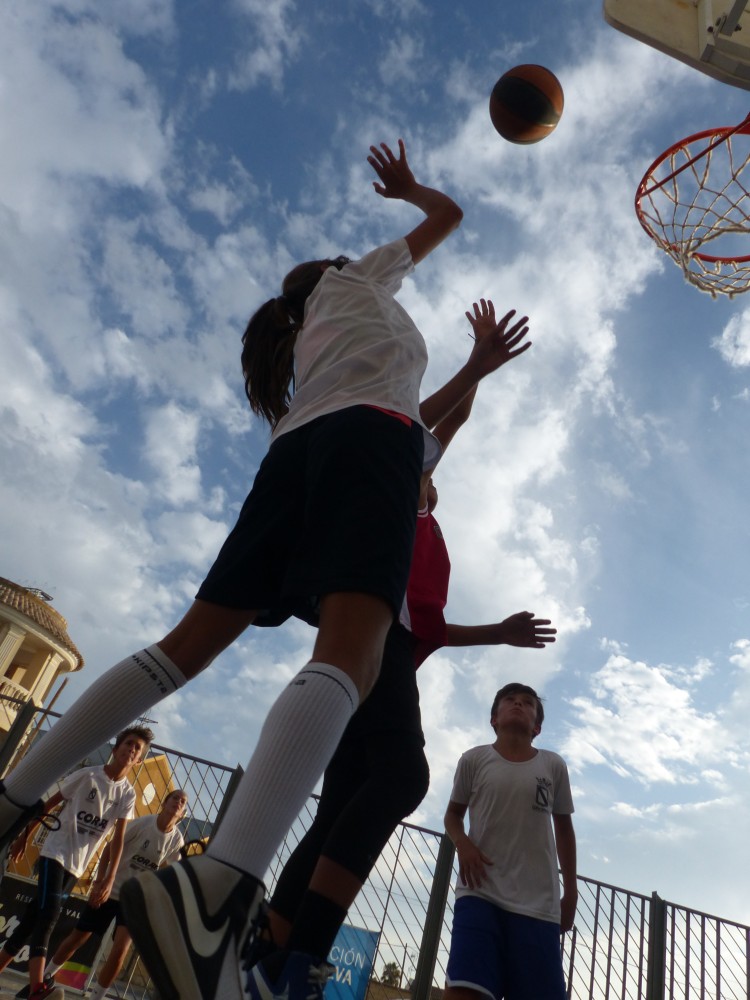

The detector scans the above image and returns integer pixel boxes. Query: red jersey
[399,508,451,667]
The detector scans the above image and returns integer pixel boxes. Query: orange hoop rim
[635,113,750,264]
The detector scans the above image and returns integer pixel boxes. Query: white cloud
[713,310,750,366]
[228,0,303,91]
[143,403,203,506]
[563,653,731,784]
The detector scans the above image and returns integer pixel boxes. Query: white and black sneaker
[119,853,266,1000]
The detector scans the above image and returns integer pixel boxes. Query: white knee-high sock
[3,646,186,804]
[208,662,358,879]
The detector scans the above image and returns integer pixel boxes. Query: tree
[380,962,402,988]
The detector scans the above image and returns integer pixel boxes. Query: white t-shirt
[450,744,574,924]
[272,238,441,469]
[41,766,136,878]
[110,813,184,899]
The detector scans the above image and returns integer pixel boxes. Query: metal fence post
[0,698,38,777]
[410,833,455,1000]
[647,890,667,1000]
[211,764,244,837]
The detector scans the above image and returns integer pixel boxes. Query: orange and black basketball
[489,65,564,145]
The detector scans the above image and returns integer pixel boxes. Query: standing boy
[0,726,152,1000]
[443,684,576,1000]
[39,788,188,1000]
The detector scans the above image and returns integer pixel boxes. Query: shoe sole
[121,869,204,1000]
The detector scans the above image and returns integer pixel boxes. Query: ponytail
[241,257,348,429]
[241,298,298,429]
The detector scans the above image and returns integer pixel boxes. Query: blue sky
[3,0,750,924]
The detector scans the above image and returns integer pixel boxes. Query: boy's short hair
[114,725,155,751]
[164,788,189,807]
[491,683,545,728]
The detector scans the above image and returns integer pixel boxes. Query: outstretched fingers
[367,139,410,197]
[466,298,500,340]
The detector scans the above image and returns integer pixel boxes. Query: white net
[636,119,750,297]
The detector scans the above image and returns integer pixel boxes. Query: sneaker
[119,853,265,1000]
[246,952,334,1000]
[16,977,55,1000]
[28,982,64,1000]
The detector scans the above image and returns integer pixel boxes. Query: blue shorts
[446,895,566,1000]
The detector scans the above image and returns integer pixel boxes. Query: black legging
[270,624,430,919]
[4,857,77,959]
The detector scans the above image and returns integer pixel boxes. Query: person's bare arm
[419,300,531,432]
[88,818,128,908]
[444,799,493,890]
[553,813,578,933]
[8,790,64,863]
[445,612,557,649]
[368,139,463,264]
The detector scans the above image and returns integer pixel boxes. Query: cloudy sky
[3,0,750,925]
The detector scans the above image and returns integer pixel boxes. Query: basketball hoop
[635,112,750,297]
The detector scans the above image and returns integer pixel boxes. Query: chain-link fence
[0,695,748,1000]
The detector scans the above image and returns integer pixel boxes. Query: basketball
[489,65,564,145]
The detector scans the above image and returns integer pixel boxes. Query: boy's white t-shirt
[110,813,184,899]
[450,744,574,924]
[272,238,441,469]
[41,766,136,878]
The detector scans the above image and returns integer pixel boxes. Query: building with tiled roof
[0,576,83,733]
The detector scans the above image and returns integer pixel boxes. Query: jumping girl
[0,138,464,1000]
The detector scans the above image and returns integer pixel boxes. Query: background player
[0,137,477,1000]
[40,789,188,1000]
[443,684,576,1000]
[0,727,150,1000]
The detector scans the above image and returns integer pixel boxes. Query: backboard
[603,0,750,90]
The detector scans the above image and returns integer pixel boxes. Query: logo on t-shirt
[534,777,552,812]
[131,853,159,872]
[87,788,97,801]
[141,839,150,849]
[77,811,110,836]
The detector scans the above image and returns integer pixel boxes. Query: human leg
[265,740,370,944]
[118,596,380,1000]
[0,861,74,999]
[251,628,429,1000]
[122,412,422,1000]
[120,592,393,1000]
[46,897,119,979]
[274,732,428,963]
[46,928,91,973]
[94,922,133,988]
[0,602,255,824]
[444,989,489,1000]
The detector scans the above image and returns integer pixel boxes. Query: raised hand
[495,611,557,649]
[465,299,531,379]
[368,139,418,200]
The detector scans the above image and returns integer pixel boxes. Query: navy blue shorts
[446,895,566,1000]
[197,406,424,625]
